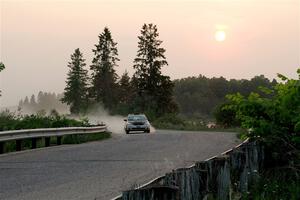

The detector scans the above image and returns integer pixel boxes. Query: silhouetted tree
[133,23,178,117]
[18,99,24,108]
[30,95,36,105]
[24,96,29,106]
[0,62,5,97]
[61,48,89,114]
[29,95,37,112]
[90,27,119,110]
[118,70,133,104]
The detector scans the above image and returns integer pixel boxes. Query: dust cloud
[3,102,155,134]
[85,105,156,134]
[80,105,125,134]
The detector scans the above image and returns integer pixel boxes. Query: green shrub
[152,113,186,130]
[216,69,300,197]
[62,132,111,144]
[243,171,300,200]
[0,111,90,131]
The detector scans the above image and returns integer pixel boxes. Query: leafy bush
[243,172,300,200]
[214,102,240,128]
[215,68,300,196]
[152,113,227,131]
[0,110,90,131]
[152,113,186,130]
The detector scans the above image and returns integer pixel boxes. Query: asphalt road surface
[0,130,240,200]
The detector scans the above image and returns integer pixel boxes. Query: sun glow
[215,30,226,42]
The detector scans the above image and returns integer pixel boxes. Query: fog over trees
[18,92,69,115]
[14,25,278,120]
[17,74,277,120]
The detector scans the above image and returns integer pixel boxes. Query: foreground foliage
[243,172,300,200]
[216,69,300,199]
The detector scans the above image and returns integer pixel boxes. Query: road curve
[0,130,240,200]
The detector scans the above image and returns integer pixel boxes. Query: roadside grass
[153,123,242,133]
[242,173,300,200]
[62,132,111,144]
[2,132,111,153]
[0,110,90,131]
[152,113,243,133]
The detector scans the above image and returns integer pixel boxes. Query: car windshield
[128,115,146,121]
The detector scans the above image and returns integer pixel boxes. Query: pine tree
[133,23,178,116]
[30,95,36,106]
[90,27,120,110]
[29,94,37,112]
[23,96,29,106]
[118,70,133,104]
[61,48,89,114]
[0,62,4,71]
[0,62,5,97]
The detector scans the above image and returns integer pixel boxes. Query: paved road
[0,130,240,200]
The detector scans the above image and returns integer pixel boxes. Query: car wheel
[126,130,130,134]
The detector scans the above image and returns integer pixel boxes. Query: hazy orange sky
[0,0,299,107]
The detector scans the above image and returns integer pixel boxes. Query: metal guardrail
[0,126,107,153]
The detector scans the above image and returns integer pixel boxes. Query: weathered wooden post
[122,186,179,200]
[164,167,202,200]
[16,140,22,151]
[195,161,209,197]
[206,156,231,200]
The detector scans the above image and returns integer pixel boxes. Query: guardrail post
[45,137,50,147]
[57,136,62,145]
[16,140,22,151]
[32,138,37,149]
[0,142,4,154]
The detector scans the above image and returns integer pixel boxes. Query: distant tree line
[62,24,177,119]
[174,74,277,118]
[18,92,69,114]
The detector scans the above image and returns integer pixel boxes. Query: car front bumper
[125,125,150,131]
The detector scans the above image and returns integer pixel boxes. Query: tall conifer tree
[90,27,119,109]
[133,23,178,116]
[61,48,88,114]
[118,70,133,104]
[0,62,5,97]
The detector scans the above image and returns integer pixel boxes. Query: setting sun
[215,30,226,42]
